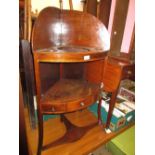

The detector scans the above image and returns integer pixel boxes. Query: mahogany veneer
[40,79,100,114]
[33,45,107,63]
[32,7,110,155]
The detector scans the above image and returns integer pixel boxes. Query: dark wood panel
[32,7,108,51]
[19,0,24,9]
[102,56,135,92]
[39,63,60,94]
[19,40,27,104]
[85,0,98,17]
[85,60,105,84]
[20,40,36,129]
[82,0,87,12]
[99,0,112,28]
[19,78,29,155]
[102,58,122,92]
[62,63,85,79]
[109,0,129,57]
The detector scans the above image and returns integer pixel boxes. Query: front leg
[105,90,118,129]
[37,111,43,155]
[97,98,102,125]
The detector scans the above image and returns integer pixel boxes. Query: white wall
[120,0,135,53]
[108,0,135,54]
[31,0,83,14]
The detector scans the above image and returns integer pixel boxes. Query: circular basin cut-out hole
[57,46,90,52]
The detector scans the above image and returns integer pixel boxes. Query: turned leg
[37,111,43,155]
[106,91,117,129]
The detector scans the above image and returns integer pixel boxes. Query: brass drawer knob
[80,102,85,107]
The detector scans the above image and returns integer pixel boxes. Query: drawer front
[122,65,134,80]
[42,94,99,113]
[66,94,98,112]
[42,103,66,113]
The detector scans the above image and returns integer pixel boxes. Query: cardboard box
[88,98,135,131]
[88,80,135,131]
[88,102,125,131]
[115,98,135,126]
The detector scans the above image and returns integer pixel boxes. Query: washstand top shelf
[33,45,107,63]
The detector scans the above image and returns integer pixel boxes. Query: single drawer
[122,65,134,80]
[66,94,98,112]
[42,103,66,113]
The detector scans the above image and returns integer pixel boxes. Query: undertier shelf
[40,79,101,114]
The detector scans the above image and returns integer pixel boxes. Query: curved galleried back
[31,7,110,51]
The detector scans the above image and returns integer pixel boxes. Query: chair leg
[106,91,118,129]
[37,112,43,155]
[97,98,102,125]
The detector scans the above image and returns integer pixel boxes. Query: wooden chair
[31,7,110,155]
[102,57,123,129]
[102,56,135,129]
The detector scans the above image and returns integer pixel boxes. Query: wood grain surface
[25,108,134,155]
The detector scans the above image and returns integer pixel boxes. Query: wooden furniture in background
[24,0,32,41]
[20,40,36,129]
[84,56,134,129]
[83,0,135,62]
[81,0,87,12]
[99,0,112,28]
[32,7,110,155]
[85,0,98,17]
[69,0,73,10]
[19,0,25,39]
[109,0,129,57]
[102,56,135,128]
[19,77,29,155]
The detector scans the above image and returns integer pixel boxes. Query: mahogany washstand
[32,7,110,155]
